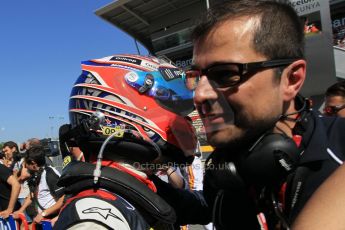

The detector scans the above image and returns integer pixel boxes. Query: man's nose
[194,75,218,106]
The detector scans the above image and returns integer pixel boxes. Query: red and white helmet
[68,54,197,164]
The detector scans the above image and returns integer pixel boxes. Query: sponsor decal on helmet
[111,64,138,71]
[140,60,159,71]
[101,126,125,138]
[110,56,141,65]
[159,67,184,81]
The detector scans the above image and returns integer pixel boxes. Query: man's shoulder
[45,165,61,176]
[318,115,345,134]
[41,166,60,185]
[315,114,345,159]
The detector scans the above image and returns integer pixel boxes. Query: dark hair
[192,0,305,59]
[325,81,345,98]
[3,141,19,152]
[25,145,46,167]
[26,138,41,150]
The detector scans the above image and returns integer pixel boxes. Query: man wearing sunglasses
[324,81,345,117]
[151,1,345,229]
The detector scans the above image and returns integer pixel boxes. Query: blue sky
[0,1,148,143]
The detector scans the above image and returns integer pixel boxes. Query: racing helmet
[68,54,197,164]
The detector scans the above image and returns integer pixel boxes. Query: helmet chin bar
[93,125,162,185]
[59,111,162,184]
[62,111,162,185]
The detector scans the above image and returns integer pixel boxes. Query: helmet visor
[125,67,194,116]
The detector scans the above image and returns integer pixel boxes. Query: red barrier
[12,213,29,230]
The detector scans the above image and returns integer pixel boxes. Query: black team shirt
[0,163,12,210]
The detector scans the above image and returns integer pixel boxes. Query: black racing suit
[53,188,150,229]
[53,161,176,230]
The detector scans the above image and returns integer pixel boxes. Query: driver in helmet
[54,54,197,229]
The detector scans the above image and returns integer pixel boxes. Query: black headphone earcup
[237,133,299,186]
[204,161,245,191]
[203,159,261,229]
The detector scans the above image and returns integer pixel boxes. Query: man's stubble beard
[206,111,278,151]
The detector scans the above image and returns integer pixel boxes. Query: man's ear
[281,59,306,101]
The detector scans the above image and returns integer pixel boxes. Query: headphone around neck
[205,95,311,188]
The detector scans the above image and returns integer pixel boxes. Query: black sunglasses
[323,104,345,116]
[185,58,298,90]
